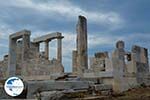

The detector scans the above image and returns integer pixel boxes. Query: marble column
[45,41,49,60]
[72,50,78,73]
[36,43,40,52]
[76,15,88,74]
[22,34,30,76]
[8,38,17,77]
[22,34,30,61]
[57,38,62,63]
[112,41,126,93]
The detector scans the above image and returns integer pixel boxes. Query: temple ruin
[1,30,64,79]
[0,15,150,99]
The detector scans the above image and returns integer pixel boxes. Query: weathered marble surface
[26,80,91,98]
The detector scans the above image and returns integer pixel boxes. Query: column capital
[57,36,64,39]
[44,39,51,43]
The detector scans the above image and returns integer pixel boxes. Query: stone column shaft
[76,15,88,74]
[72,50,77,73]
[22,34,30,76]
[22,34,30,61]
[36,43,40,52]
[57,38,62,63]
[45,41,49,60]
[8,38,17,77]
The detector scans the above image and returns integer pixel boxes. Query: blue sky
[0,0,150,72]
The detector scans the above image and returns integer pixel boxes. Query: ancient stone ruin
[0,15,150,99]
[72,16,88,76]
[1,31,64,80]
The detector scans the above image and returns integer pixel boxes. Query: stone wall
[0,55,8,79]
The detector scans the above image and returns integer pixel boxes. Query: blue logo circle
[4,77,24,97]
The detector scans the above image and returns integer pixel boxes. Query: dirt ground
[77,86,150,100]
[111,86,150,100]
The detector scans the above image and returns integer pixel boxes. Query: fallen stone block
[100,90,112,96]
[80,77,103,84]
[26,80,91,98]
[40,91,64,100]
[93,84,112,91]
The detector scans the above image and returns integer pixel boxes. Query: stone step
[80,78,103,84]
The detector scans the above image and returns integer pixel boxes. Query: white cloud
[0,25,14,39]
[0,0,123,29]
[88,34,124,48]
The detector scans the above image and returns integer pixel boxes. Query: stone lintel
[10,29,31,39]
[33,32,64,43]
